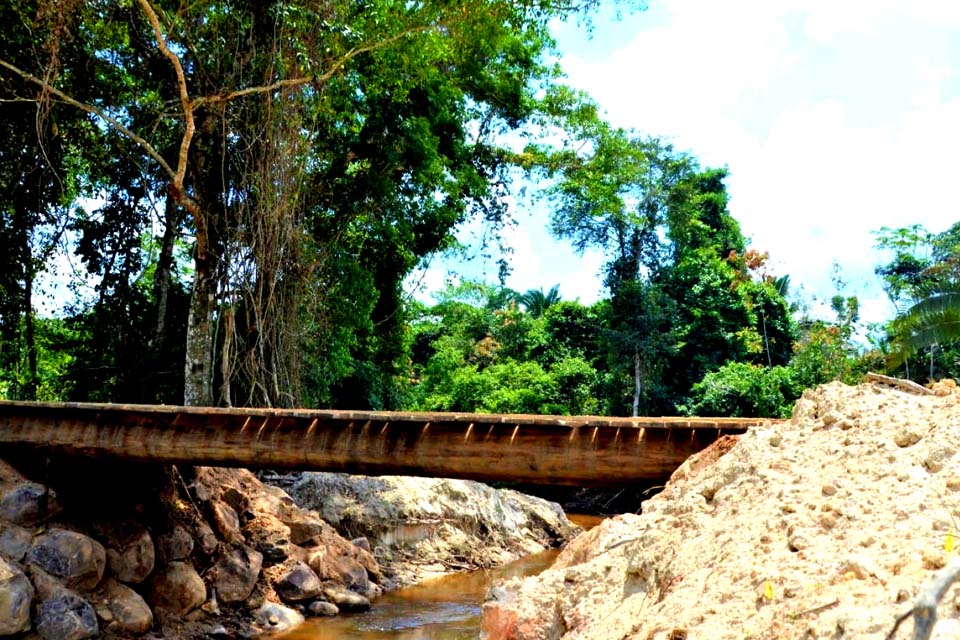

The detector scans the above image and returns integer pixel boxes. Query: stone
[106,528,155,584]
[274,561,323,603]
[253,602,304,634]
[893,426,922,448]
[283,512,326,546]
[309,551,369,592]
[157,525,194,561]
[196,521,219,555]
[208,500,243,545]
[0,556,33,635]
[148,561,206,615]
[350,537,371,552]
[35,589,99,640]
[0,522,33,562]
[306,600,339,617]
[247,515,291,564]
[93,578,153,634]
[0,482,60,526]
[29,528,106,591]
[323,586,371,612]
[208,546,262,603]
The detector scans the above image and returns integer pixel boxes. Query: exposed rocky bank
[0,451,577,638]
[288,473,579,588]
[483,379,960,640]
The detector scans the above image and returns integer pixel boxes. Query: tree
[875,222,960,380]
[519,285,562,318]
[1,0,622,408]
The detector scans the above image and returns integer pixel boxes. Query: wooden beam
[0,402,779,486]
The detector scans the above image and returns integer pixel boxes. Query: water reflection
[277,515,603,640]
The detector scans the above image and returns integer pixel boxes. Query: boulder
[208,500,243,545]
[306,600,338,617]
[245,514,291,565]
[148,561,206,615]
[92,578,153,634]
[252,602,304,634]
[0,522,33,562]
[208,546,262,603]
[322,585,371,612]
[0,556,33,636]
[28,528,105,591]
[105,528,155,584]
[273,561,322,603]
[0,482,60,526]
[157,525,194,562]
[35,589,98,640]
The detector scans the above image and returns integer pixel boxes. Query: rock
[893,425,922,447]
[290,473,577,587]
[0,482,60,526]
[158,525,194,561]
[350,537,371,552]
[106,528,155,584]
[35,589,98,640]
[196,521,219,555]
[323,586,371,612]
[0,556,33,635]
[246,515,291,564]
[92,578,153,634]
[306,600,339,617]
[309,553,369,593]
[208,500,243,545]
[253,602,304,634]
[29,528,106,591]
[0,522,33,562]
[208,546,262,603]
[274,561,322,603]
[283,512,326,546]
[148,561,206,615]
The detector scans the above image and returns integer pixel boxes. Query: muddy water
[277,514,603,640]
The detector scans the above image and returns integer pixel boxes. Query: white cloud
[552,0,960,325]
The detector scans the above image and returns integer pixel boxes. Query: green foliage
[685,363,797,419]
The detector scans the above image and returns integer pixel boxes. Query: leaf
[946,530,956,554]
[762,580,775,601]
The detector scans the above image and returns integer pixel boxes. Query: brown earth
[483,379,960,640]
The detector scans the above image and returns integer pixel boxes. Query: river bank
[0,454,580,638]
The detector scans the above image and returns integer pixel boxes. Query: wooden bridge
[0,401,781,486]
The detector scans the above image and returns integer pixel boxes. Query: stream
[276,514,604,640]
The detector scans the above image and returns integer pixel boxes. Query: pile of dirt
[483,379,960,640]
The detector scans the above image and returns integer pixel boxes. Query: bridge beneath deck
[0,401,782,486]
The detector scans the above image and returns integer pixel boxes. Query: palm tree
[891,287,960,373]
[519,285,562,318]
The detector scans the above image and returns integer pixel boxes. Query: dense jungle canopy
[0,0,956,417]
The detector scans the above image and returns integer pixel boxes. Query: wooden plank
[0,401,778,486]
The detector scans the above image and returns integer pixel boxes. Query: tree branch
[192,25,436,107]
[0,57,175,179]
[135,0,205,255]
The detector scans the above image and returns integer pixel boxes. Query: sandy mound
[483,379,960,640]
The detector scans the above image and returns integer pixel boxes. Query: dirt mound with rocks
[0,460,381,639]
[483,379,960,640]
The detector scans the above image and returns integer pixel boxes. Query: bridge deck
[0,401,782,486]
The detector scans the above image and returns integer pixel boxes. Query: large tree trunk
[633,350,641,417]
[183,255,214,407]
[22,267,37,400]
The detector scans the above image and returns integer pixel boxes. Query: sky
[411,0,960,327]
